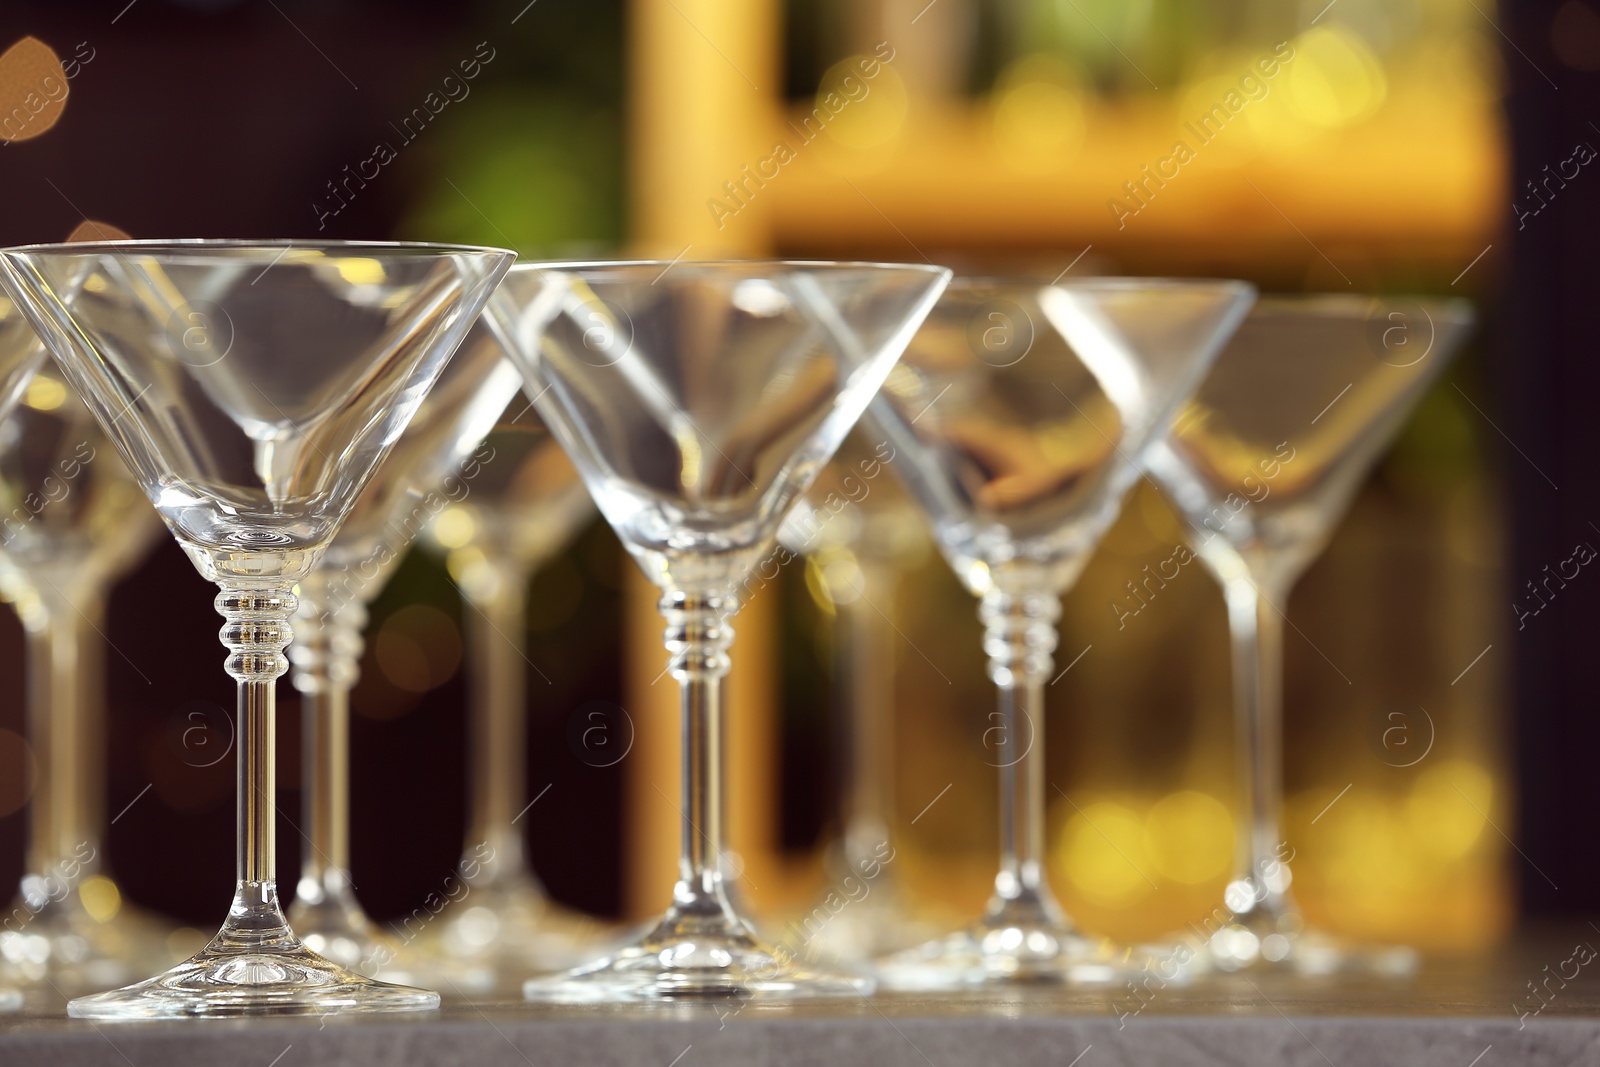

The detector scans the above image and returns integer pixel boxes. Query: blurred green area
[394,0,627,255]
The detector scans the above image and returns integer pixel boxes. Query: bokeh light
[1144,790,1233,885]
[375,603,462,695]
[1283,26,1388,129]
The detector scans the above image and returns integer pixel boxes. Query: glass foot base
[67,943,440,1019]
[1192,921,1418,977]
[875,919,1126,990]
[406,879,614,994]
[774,888,944,967]
[289,892,407,981]
[524,911,873,1003]
[0,892,175,994]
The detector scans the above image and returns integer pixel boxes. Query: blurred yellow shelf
[768,98,1503,272]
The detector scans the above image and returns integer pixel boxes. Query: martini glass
[486,260,949,1001]
[409,319,601,993]
[286,320,524,977]
[1144,294,1474,975]
[0,364,164,994]
[774,431,939,964]
[0,294,50,1012]
[868,277,1255,989]
[0,239,514,1018]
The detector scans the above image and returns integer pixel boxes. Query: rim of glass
[1254,291,1476,324]
[946,274,1256,295]
[0,238,517,259]
[511,258,952,276]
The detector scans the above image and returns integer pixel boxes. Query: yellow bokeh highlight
[430,504,477,550]
[1055,799,1154,906]
[333,257,386,286]
[1407,759,1492,860]
[990,54,1087,170]
[78,874,121,923]
[1177,73,1265,167]
[820,57,908,151]
[445,543,487,584]
[1144,790,1233,885]
[803,552,839,616]
[23,375,66,412]
[1284,26,1388,129]
[1316,792,1426,925]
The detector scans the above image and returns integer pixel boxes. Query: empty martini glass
[0,364,163,994]
[774,430,939,964]
[1144,294,1474,975]
[487,260,949,1001]
[286,319,524,977]
[0,291,51,1012]
[0,239,514,1018]
[868,277,1255,989]
[411,317,602,993]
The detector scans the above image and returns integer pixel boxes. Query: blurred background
[0,0,1586,957]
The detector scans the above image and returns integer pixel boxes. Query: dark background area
[1502,0,1600,916]
[0,0,631,928]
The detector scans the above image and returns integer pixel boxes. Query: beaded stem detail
[288,591,366,694]
[661,589,736,683]
[217,585,298,684]
[979,585,1060,689]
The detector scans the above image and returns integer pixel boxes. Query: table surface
[4,927,1599,1066]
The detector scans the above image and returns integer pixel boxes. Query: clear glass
[410,356,602,994]
[286,319,524,977]
[0,239,515,1018]
[486,260,950,1001]
[866,277,1255,989]
[1144,294,1475,975]
[0,365,164,995]
[0,293,46,427]
[774,431,940,963]
[0,306,46,1012]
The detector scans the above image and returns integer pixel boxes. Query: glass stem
[214,583,297,950]
[239,678,275,885]
[1224,577,1293,917]
[462,556,533,886]
[303,684,351,890]
[662,588,737,922]
[836,560,895,872]
[19,609,61,891]
[979,582,1066,929]
[290,586,365,910]
[20,586,101,910]
[996,682,1046,898]
[76,597,108,877]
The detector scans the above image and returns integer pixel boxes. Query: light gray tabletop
[2,927,1596,1066]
